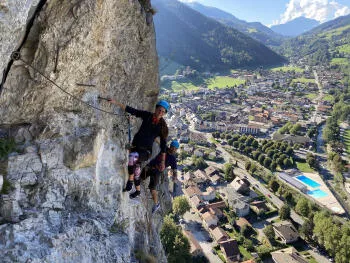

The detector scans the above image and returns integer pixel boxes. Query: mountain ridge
[153,0,286,72]
[187,2,285,47]
[270,17,320,36]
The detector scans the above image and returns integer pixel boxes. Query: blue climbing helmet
[170,139,180,149]
[156,100,170,112]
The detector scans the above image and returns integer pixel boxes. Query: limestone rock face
[0,0,168,262]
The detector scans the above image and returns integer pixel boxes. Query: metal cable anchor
[11,52,21,61]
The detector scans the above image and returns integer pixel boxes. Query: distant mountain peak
[271,17,320,37]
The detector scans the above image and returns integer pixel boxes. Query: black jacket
[126,106,167,153]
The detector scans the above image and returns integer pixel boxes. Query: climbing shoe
[152,202,161,214]
[130,190,140,199]
[123,180,133,192]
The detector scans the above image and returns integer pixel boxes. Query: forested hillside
[277,15,350,69]
[153,0,286,72]
[187,2,285,47]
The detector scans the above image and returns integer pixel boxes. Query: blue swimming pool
[296,175,321,188]
[307,189,328,198]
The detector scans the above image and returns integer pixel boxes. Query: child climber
[138,139,180,214]
[107,99,169,199]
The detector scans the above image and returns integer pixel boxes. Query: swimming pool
[307,189,328,198]
[296,175,321,188]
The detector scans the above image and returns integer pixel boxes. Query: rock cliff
[0,0,169,262]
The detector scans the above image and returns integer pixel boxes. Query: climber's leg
[123,152,139,192]
[148,168,160,204]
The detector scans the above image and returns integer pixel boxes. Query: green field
[305,93,318,100]
[319,25,350,39]
[169,81,199,92]
[323,94,335,102]
[345,129,350,156]
[248,28,257,33]
[206,76,245,89]
[292,78,316,84]
[296,162,315,173]
[331,58,349,66]
[271,66,304,73]
[337,44,350,54]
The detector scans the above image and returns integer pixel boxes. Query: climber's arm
[107,99,126,111]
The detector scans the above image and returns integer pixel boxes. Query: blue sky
[179,0,350,26]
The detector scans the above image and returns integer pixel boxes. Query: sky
[179,0,350,26]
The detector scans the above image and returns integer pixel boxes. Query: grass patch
[323,94,334,102]
[331,58,349,66]
[291,78,315,84]
[337,44,350,54]
[247,28,257,33]
[214,247,226,262]
[248,115,255,121]
[305,93,318,100]
[0,138,16,159]
[161,80,200,92]
[296,162,315,173]
[239,245,253,260]
[271,66,304,73]
[206,76,245,89]
[1,177,12,194]
[344,129,350,156]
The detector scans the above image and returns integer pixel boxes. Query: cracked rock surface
[0,1,168,262]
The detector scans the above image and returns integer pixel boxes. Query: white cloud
[277,0,350,25]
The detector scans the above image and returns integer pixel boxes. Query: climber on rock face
[138,139,180,214]
[107,99,169,199]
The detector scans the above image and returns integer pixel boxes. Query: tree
[241,225,253,238]
[172,196,190,217]
[224,163,234,181]
[283,158,292,168]
[285,147,294,155]
[193,157,208,170]
[283,191,294,205]
[258,154,265,164]
[290,123,301,135]
[263,157,272,168]
[300,220,314,241]
[267,150,274,158]
[295,198,311,217]
[245,161,251,171]
[270,161,277,171]
[268,179,280,193]
[233,141,239,148]
[279,204,291,220]
[263,225,275,240]
[252,151,261,160]
[252,140,259,148]
[160,215,191,263]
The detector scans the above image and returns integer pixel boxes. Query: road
[311,70,324,125]
[183,211,221,263]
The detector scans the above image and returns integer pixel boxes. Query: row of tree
[278,122,302,135]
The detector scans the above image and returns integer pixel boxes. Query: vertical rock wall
[0,0,168,262]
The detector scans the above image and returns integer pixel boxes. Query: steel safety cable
[11,51,121,117]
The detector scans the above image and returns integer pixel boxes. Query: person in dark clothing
[107,99,169,199]
[139,140,180,214]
